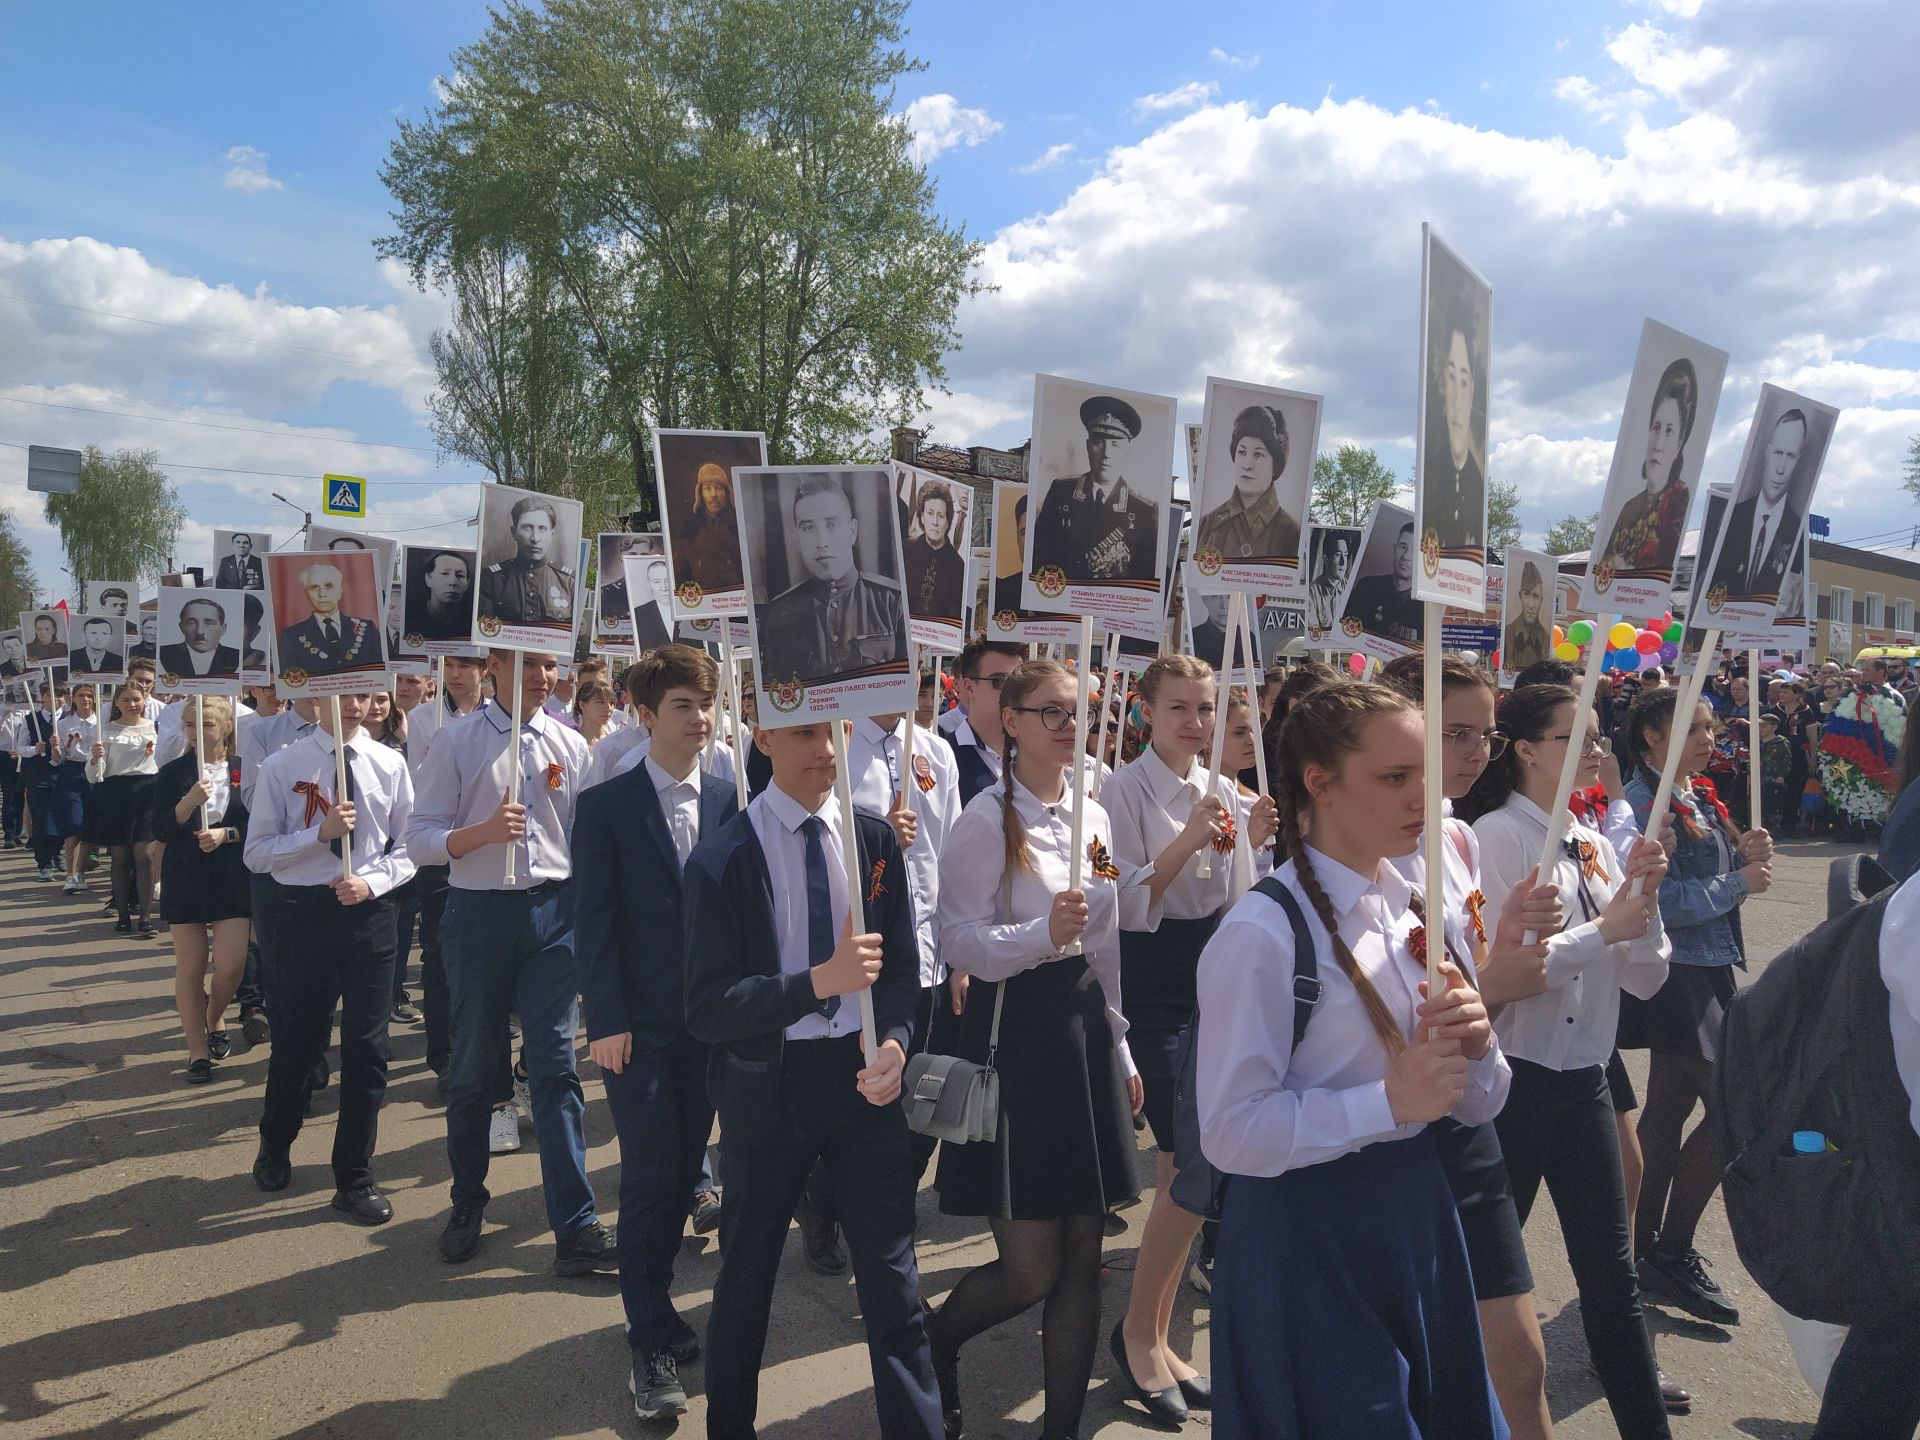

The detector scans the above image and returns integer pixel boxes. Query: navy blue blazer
[572,761,738,1051]
[683,806,920,1145]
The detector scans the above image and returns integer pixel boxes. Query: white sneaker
[487,1105,521,1154]
[513,1071,532,1130]
[61,875,83,894]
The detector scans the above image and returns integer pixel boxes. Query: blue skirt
[1213,1132,1509,1440]
[46,761,89,839]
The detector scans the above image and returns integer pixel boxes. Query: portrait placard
[399,544,485,659]
[653,429,768,618]
[1302,523,1362,646]
[591,533,663,649]
[1582,320,1729,617]
[988,480,1075,643]
[737,465,914,722]
[1691,384,1840,635]
[210,530,271,591]
[1679,486,1733,674]
[1500,547,1560,686]
[154,587,248,694]
[308,526,396,591]
[0,628,27,680]
[1185,586,1263,683]
[1022,373,1177,641]
[1725,528,1813,652]
[267,550,388,699]
[1334,501,1421,660]
[19,608,68,667]
[471,484,585,652]
[1187,377,1319,597]
[894,460,974,653]
[1,677,29,711]
[1413,224,1493,609]
[84,580,137,621]
[69,613,131,684]
[618,549,676,657]
[385,579,430,675]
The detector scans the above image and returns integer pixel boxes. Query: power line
[0,394,435,452]
[0,287,437,378]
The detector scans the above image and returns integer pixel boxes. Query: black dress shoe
[331,1185,393,1225]
[186,1058,214,1085]
[1176,1372,1212,1409]
[1640,1243,1740,1325]
[1658,1369,1692,1413]
[253,1145,291,1192]
[241,1009,271,1046]
[1108,1322,1188,1428]
[207,1030,231,1062]
[795,1196,848,1275]
[555,1218,620,1277]
[439,1203,485,1263]
[931,1340,962,1440]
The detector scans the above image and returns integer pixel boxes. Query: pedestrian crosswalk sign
[322,474,367,518]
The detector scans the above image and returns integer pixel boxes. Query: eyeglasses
[1010,703,1075,732]
[1548,732,1609,755]
[972,673,1010,691]
[1441,726,1508,759]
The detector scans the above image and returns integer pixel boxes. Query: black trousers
[1813,1308,1920,1439]
[603,1038,712,1354]
[254,881,396,1191]
[390,876,419,1005]
[0,754,21,841]
[22,769,57,868]
[708,1035,941,1440]
[415,865,452,1073]
[1496,1058,1671,1440]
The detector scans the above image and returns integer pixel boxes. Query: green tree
[1487,476,1523,554]
[41,447,186,592]
[379,0,983,490]
[1543,510,1599,557]
[0,510,37,616]
[1904,432,1919,507]
[1310,445,1405,528]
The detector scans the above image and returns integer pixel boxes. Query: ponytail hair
[1456,683,1575,823]
[1263,660,1343,799]
[1624,686,1738,844]
[997,659,1072,881]
[1274,681,1419,1056]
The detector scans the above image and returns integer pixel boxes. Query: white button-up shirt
[86,720,159,782]
[55,712,97,765]
[406,701,588,890]
[581,724,649,791]
[609,732,738,789]
[748,784,861,1042]
[238,705,316,802]
[400,693,478,789]
[1197,848,1511,1178]
[1473,792,1670,1072]
[646,755,703,868]
[1102,744,1254,931]
[848,716,959,985]
[243,731,416,896]
[11,707,56,760]
[938,776,1135,1074]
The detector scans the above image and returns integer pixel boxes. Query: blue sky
[3,0,1918,597]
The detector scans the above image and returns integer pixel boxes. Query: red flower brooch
[1086,837,1120,881]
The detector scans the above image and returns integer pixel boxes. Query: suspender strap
[1251,875,1322,1051]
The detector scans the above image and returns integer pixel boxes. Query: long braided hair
[997,659,1073,881]
[1275,681,1416,1056]
[1624,686,1740,845]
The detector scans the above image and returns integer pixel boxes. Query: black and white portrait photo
[129,611,158,663]
[1188,377,1319,596]
[400,544,480,652]
[241,591,271,678]
[1023,373,1176,641]
[472,483,584,651]
[1414,225,1493,607]
[1696,383,1840,632]
[1583,320,1729,618]
[895,460,972,650]
[155,587,246,693]
[86,581,134,620]
[618,549,675,656]
[266,550,388,697]
[308,526,396,595]
[1500,547,1559,686]
[0,628,26,679]
[20,608,68,665]
[211,530,270,591]
[590,532,662,650]
[1336,501,1422,658]
[738,465,914,720]
[69,613,130,683]
[1302,524,1360,643]
[653,429,767,617]
[1185,589,1262,676]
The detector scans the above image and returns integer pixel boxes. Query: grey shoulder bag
[901,863,1012,1145]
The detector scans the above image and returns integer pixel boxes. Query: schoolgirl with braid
[932,658,1145,1440]
[1196,680,1511,1439]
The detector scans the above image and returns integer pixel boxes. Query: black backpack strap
[1252,875,1322,1051]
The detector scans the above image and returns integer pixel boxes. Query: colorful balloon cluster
[1550,612,1686,673]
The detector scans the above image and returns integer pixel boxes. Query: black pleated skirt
[1617,962,1739,1062]
[83,772,156,846]
[936,955,1141,1220]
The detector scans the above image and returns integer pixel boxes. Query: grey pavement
[0,835,1861,1438]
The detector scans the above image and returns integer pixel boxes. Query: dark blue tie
[801,816,839,1019]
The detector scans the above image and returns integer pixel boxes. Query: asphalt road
[0,835,1861,1438]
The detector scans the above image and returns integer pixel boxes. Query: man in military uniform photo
[1344,520,1424,647]
[757,473,907,686]
[216,533,266,591]
[1031,395,1160,583]
[277,562,385,675]
[478,496,576,630]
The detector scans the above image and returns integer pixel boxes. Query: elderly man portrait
[278,563,385,673]
[1031,395,1160,583]
[161,598,240,677]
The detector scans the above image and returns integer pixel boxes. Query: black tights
[109,844,153,928]
[1634,1052,1720,1255]
[931,1213,1105,1436]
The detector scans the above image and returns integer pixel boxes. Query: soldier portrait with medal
[471,483,585,650]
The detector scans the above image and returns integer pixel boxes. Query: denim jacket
[1625,768,1748,968]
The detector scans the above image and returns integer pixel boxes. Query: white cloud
[1017,143,1076,175]
[221,145,283,193]
[1605,22,1732,103]
[1208,47,1258,71]
[897,94,1002,165]
[1132,81,1219,115]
